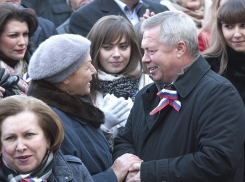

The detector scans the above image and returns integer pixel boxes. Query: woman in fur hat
[27,34,142,182]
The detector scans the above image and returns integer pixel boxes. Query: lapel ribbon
[150,88,181,115]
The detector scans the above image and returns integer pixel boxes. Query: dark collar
[27,80,105,128]
[173,55,210,98]
[146,55,210,98]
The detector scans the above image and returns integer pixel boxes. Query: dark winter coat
[21,4,58,50]
[113,55,245,182]
[27,80,118,182]
[205,46,245,105]
[69,0,169,36]
[21,0,73,27]
[0,153,93,182]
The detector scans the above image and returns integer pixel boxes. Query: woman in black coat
[203,0,245,104]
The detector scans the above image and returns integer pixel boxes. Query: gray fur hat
[28,34,91,83]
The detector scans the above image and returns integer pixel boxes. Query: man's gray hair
[141,11,199,57]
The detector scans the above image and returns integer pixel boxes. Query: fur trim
[27,80,104,128]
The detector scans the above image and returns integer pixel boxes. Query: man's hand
[126,163,142,182]
[111,154,143,182]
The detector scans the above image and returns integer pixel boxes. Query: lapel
[99,0,128,18]
[141,56,210,139]
[174,55,211,99]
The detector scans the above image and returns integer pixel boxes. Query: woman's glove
[100,94,131,130]
[0,68,19,97]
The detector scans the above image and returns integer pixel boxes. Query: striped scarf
[2,151,54,182]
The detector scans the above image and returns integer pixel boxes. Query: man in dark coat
[113,11,245,182]
[69,0,169,36]
[21,0,73,27]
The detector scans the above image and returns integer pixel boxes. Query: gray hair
[141,11,199,57]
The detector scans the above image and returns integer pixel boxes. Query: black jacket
[21,4,58,50]
[113,55,245,182]
[69,0,169,36]
[22,0,73,27]
[206,46,245,105]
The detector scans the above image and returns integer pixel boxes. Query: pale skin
[141,25,192,84]
[0,111,50,174]
[221,23,245,53]
[99,36,131,75]
[181,0,204,10]
[0,20,29,61]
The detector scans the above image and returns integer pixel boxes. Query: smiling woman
[0,95,93,182]
[203,0,245,104]
[0,4,38,98]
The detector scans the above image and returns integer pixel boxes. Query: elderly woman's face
[181,0,204,10]
[1,111,50,174]
[63,55,97,97]
[0,20,29,61]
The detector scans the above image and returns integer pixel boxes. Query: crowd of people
[0,0,244,182]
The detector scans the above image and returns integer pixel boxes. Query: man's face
[0,0,21,5]
[120,0,139,8]
[69,0,91,11]
[141,25,181,84]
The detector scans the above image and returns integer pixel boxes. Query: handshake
[100,93,133,130]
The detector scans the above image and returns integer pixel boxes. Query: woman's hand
[100,94,131,130]
[111,153,143,182]
[140,9,155,21]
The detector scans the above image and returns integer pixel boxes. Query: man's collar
[114,0,142,12]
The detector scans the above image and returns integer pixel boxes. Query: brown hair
[87,15,142,102]
[203,0,245,74]
[0,3,38,38]
[0,95,64,154]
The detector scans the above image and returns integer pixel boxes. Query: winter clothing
[21,0,73,27]
[28,34,90,83]
[113,55,245,182]
[0,58,29,96]
[95,70,153,149]
[21,4,58,50]
[69,0,169,36]
[2,151,54,181]
[160,0,212,29]
[0,152,93,182]
[206,46,245,104]
[27,80,117,182]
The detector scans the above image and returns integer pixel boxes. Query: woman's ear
[63,78,70,85]
[176,41,186,58]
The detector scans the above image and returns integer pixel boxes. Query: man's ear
[175,41,186,58]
